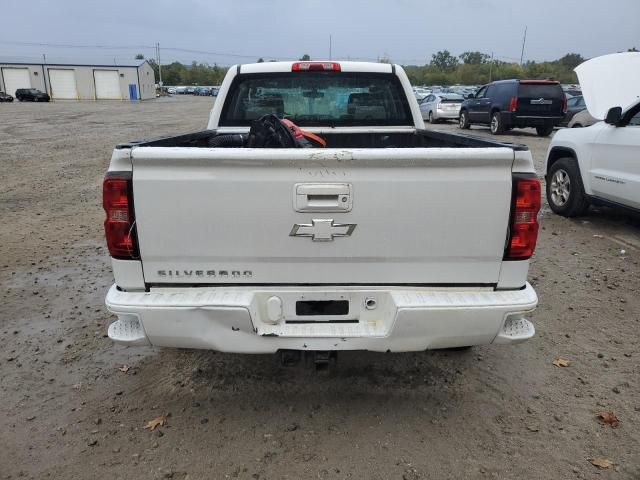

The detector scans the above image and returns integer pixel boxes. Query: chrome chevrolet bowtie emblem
[290,219,356,242]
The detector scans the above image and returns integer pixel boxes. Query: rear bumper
[435,109,460,119]
[105,284,538,353]
[502,112,564,128]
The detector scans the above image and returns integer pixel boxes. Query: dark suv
[458,80,566,136]
[15,88,50,102]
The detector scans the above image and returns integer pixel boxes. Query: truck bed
[117,128,528,151]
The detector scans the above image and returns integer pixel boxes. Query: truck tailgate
[131,147,515,285]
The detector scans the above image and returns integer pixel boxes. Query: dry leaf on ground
[597,412,620,427]
[589,458,613,469]
[143,415,167,431]
[118,365,130,373]
[552,357,570,367]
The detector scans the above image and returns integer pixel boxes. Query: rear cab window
[220,72,413,127]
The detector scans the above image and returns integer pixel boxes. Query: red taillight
[504,176,541,260]
[292,62,341,72]
[562,96,568,114]
[508,96,518,112]
[103,172,138,259]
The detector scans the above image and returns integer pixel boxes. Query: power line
[0,40,155,50]
[0,39,532,66]
[0,40,277,60]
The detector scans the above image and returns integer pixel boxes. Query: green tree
[299,54,311,61]
[431,50,458,71]
[459,51,489,65]
[628,47,639,52]
[135,53,144,60]
[558,53,585,69]
[257,58,265,63]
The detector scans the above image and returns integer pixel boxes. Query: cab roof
[238,61,395,74]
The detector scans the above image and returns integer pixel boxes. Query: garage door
[2,68,31,96]
[48,69,77,99]
[94,70,121,99]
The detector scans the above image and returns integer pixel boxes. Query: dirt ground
[1,96,638,480]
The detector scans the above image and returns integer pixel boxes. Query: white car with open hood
[546,52,640,216]
[103,61,540,360]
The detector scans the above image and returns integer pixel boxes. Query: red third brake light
[103,172,139,259]
[504,175,541,260]
[292,62,341,72]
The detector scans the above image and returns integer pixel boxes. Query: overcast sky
[1,0,638,66]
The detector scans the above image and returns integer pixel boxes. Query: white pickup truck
[103,61,540,359]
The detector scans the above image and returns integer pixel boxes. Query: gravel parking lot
[1,96,638,479]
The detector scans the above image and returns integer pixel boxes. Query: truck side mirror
[466,93,475,99]
[605,106,622,125]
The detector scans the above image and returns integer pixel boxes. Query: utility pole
[42,53,50,96]
[520,26,527,66]
[489,51,494,81]
[329,35,332,60]
[156,42,163,87]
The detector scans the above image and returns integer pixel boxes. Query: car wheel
[33,97,38,102]
[490,112,504,134]
[429,111,436,124]
[536,125,554,137]
[546,157,589,217]
[458,110,470,129]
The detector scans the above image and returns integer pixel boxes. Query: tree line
[146,59,227,86]
[139,48,638,87]
[403,51,586,85]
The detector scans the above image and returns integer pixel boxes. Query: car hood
[575,52,640,119]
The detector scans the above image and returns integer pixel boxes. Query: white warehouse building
[0,58,155,100]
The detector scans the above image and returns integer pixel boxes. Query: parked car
[413,87,430,102]
[0,91,14,102]
[561,95,586,126]
[167,87,177,94]
[15,88,50,102]
[103,61,539,362]
[545,52,640,216]
[562,86,582,97]
[210,87,220,97]
[186,86,196,95]
[568,108,598,128]
[175,86,187,94]
[195,87,211,96]
[420,93,464,123]
[459,79,566,136]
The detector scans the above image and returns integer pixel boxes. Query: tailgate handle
[294,183,352,212]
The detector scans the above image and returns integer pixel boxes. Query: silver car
[568,108,599,128]
[419,93,464,123]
